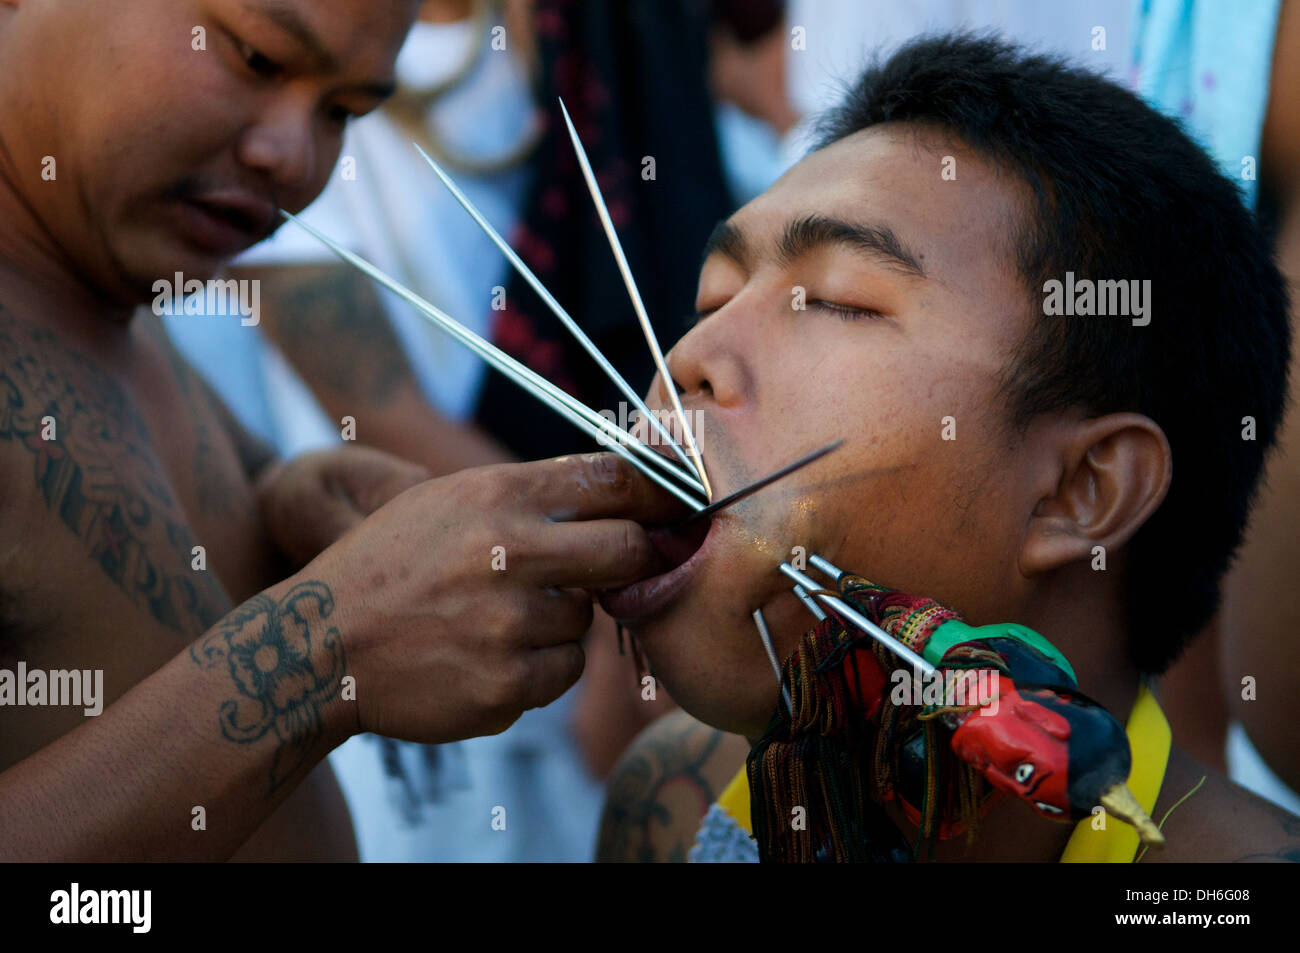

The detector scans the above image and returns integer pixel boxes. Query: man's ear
[1019,413,1172,576]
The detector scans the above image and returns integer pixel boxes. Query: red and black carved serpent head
[950,680,1163,845]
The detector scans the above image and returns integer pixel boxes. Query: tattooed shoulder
[0,307,229,636]
[248,263,414,408]
[1233,807,1300,863]
[597,708,749,863]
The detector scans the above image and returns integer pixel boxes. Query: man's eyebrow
[700,219,750,269]
[242,1,397,99]
[244,0,337,71]
[778,213,926,278]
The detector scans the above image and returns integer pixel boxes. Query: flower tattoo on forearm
[190,580,347,793]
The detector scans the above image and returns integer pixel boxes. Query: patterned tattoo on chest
[189,580,347,793]
[0,310,229,635]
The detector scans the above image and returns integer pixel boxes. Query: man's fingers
[336,449,431,514]
[515,586,594,648]
[311,498,366,550]
[355,464,430,514]
[532,518,667,589]
[533,452,694,524]
[520,641,587,711]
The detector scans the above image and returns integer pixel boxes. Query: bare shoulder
[1145,750,1300,862]
[596,708,750,863]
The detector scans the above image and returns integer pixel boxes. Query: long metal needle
[412,143,700,483]
[793,585,827,621]
[558,98,714,501]
[281,210,707,510]
[753,609,793,715]
[779,562,936,675]
[809,553,848,580]
[673,440,842,527]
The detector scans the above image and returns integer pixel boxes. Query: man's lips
[597,514,716,622]
[172,191,276,254]
[597,429,720,620]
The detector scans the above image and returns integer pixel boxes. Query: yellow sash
[1059,684,1170,862]
[715,684,1170,862]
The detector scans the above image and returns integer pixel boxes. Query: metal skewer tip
[557,97,714,501]
[675,439,843,527]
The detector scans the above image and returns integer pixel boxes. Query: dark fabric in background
[475,0,738,460]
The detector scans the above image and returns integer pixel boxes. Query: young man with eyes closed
[597,34,1300,863]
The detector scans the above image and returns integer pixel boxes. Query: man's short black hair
[815,33,1291,675]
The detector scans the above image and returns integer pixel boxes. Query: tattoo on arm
[597,716,725,863]
[190,580,346,794]
[252,263,417,409]
[0,310,230,635]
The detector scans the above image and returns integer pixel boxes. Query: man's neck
[1020,564,1144,718]
[0,142,134,332]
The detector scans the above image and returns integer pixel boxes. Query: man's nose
[659,312,748,412]
[235,96,320,193]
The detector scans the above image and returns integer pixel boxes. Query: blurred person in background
[1131,0,1300,818]
[708,0,1133,193]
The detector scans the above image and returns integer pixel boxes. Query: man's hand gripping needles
[302,451,683,747]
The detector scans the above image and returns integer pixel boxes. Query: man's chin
[114,248,222,308]
[626,613,787,738]
[145,245,232,284]
[667,677,781,740]
[129,209,251,282]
